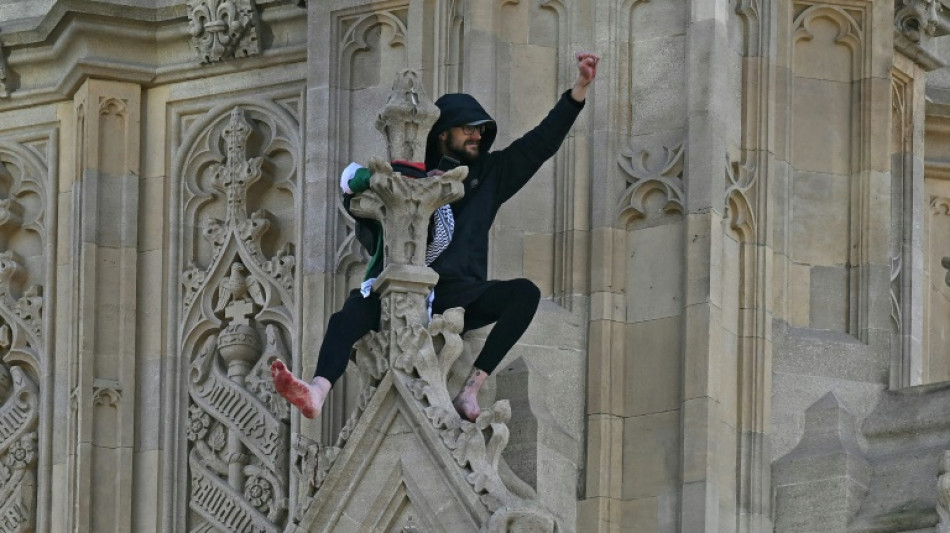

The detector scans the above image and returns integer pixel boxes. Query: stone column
[65,79,141,533]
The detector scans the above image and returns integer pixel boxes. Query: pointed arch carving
[172,102,300,531]
[332,7,410,277]
[98,97,127,117]
[339,10,409,83]
[794,5,863,49]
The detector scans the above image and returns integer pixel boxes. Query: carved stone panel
[175,104,299,532]
[0,137,49,533]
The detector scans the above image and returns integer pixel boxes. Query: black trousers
[314,278,541,385]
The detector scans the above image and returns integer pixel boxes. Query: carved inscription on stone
[178,106,298,532]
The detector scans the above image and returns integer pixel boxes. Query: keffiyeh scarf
[426,204,454,266]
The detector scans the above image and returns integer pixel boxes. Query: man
[272,52,600,421]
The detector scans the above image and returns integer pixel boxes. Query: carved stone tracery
[178,105,298,532]
[617,140,686,225]
[0,141,49,533]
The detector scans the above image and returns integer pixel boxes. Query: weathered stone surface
[773,393,870,532]
[3,0,950,531]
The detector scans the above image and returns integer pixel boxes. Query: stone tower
[2,1,950,532]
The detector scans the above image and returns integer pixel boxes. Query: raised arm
[492,52,600,204]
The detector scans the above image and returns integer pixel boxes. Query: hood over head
[425,93,497,169]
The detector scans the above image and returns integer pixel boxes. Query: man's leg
[451,279,540,421]
[272,290,380,418]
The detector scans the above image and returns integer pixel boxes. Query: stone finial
[895,0,950,70]
[375,70,441,162]
[350,158,465,269]
[349,157,465,330]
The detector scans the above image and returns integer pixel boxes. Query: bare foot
[271,360,331,419]
[452,393,481,422]
[453,368,489,422]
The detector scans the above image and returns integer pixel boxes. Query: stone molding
[0,2,306,111]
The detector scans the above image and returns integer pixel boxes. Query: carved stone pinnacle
[376,70,441,162]
[349,157,466,330]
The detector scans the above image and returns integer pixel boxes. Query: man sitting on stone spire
[272,52,600,422]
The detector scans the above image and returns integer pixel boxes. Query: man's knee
[510,278,541,307]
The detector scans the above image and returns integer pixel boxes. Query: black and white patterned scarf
[426,204,454,266]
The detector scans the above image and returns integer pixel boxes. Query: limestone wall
[1,1,950,532]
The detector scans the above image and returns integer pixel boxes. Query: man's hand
[571,52,600,102]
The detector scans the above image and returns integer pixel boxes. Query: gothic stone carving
[896,0,950,43]
[617,139,686,226]
[179,105,298,532]
[0,365,38,533]
[375,70,441,162]
[349,158,465,270]
[725,154,757,236]
[0,140,49,533]
[187,0,261,64]
[895,0,950,70]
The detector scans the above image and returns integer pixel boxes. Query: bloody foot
[270,360,330,419]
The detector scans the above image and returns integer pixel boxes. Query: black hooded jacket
[424,90,584,305]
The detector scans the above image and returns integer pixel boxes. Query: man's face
[439,125,484,164]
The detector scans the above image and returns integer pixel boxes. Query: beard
[443,133,481,164]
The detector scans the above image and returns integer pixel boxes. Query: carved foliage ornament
[181,107,296,312]
[617,140,686,225]
[179,106,298,532]
[0,143,48,533]
[187,0,261,64]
